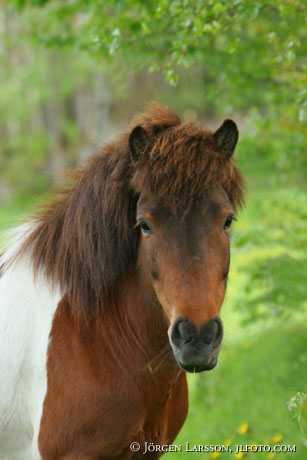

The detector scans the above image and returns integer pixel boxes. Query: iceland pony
[0,105,244,459]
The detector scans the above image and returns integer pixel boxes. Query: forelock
[132,122,244,216]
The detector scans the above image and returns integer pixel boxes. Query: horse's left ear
[129,125,149,163]
[213,119,239,159]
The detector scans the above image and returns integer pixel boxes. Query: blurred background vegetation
[0,1,306,458]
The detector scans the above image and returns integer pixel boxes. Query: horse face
[136,186,234,373]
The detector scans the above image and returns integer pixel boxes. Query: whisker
[145,344,172,374]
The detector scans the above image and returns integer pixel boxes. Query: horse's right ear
[129,126,149,163]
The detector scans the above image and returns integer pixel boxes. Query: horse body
[40,304,187,459]
[0,227,187,460]
[0,105,244,459]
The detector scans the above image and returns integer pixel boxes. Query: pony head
[129,105,244,372]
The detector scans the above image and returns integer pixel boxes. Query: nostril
[183,336,193,345]
[171,318,197,346]
[200,317,223,346]
[171,318,185,341]
[203,328,216,344]
[213,317,223,347]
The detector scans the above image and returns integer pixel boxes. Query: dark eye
[139,220,153,235]
[224,215,234,231]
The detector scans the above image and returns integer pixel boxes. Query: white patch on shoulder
[0,222,34,268]
[0,222,61,459]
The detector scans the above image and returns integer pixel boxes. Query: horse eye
[139,220,153,235]
[223,215,234,231]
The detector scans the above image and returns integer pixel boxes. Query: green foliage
[12,1,307,101]
[288,392,307,443]
[225,120,307,325]
[7,1,307,178]
[0,11,108,194]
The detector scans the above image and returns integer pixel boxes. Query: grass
[0,145,306,459]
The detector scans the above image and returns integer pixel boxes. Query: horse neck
[60,268,178,381]
[104,269,173,373]
[98,270,178,376]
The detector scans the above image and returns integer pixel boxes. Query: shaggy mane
[12,104,244,317]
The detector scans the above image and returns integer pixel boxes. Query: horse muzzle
[169,317,223,373]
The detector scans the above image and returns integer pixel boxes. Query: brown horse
[0,105,244,459]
